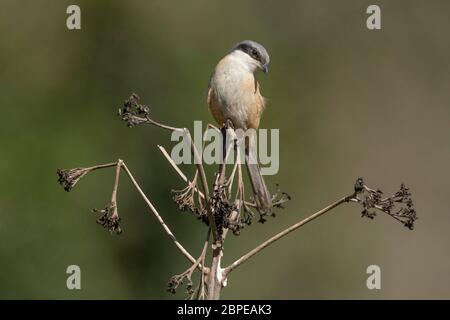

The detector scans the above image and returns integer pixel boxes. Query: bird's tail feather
[245,154,272,214]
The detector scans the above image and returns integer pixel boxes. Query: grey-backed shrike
[207,40,272,213]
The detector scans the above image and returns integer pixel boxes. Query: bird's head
[229,40,270,74]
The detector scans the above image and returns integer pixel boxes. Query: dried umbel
[118,93,151,127]
[167,273,194,296]
[92,202,122,234]
[246,187,292,224]
[172,183,208,223]
[57,167,91,192]
[354,178,417,230]
[172,175,292,236]
[211,188,241,236]
[173,185,197,212]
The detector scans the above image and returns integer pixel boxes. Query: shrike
[207,40,272,213]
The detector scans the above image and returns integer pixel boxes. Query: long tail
[245,154,272,214]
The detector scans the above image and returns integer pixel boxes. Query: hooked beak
[261,63,269,74]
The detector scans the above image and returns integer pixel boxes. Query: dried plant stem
[235,150,248,211]
[226,160,239,197]
[194,228,211,272]
[157,145,205,199]
[223,194,355,277]
[89,162,118,171]
[111,160,122,203]
[205,130,236,300]
[160,145,255,210]
[127,110,214,231]
[156,126,218,242]
[182,130,220,244]
[142,116,183,133]
[216,132,235,188]
[192,228,211,300]
[119,161,199,266]
[58,93,417,300]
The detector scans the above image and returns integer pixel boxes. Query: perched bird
[207,40,272,213]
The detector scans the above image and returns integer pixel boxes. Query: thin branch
[226,160,239,197]
[191,228,211,299]
[57,162,118,192]
[120,161,199,266]
[169,228,211,297]
[118,93,183,133]
[182,129,220,243]
[157,145,205,199]
[159,146,256,211]
[143,116,183,132]
[91,161,123,234]
[215,126,235,189]
[138,110,218,242]
[223,194,355,276]
[89,162,118,171]
[111,160,122,203]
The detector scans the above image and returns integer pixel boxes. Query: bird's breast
[208,56,264,129]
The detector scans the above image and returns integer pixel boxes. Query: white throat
[228,50,259,73]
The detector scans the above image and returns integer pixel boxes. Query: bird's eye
[251,49,258,57]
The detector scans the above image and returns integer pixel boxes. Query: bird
[207,40,272,214]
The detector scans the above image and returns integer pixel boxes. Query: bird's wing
[207,87,225,126]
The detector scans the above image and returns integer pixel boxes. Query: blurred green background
[1,0,449,299]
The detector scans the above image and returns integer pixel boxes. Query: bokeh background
[1,0,449,299]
